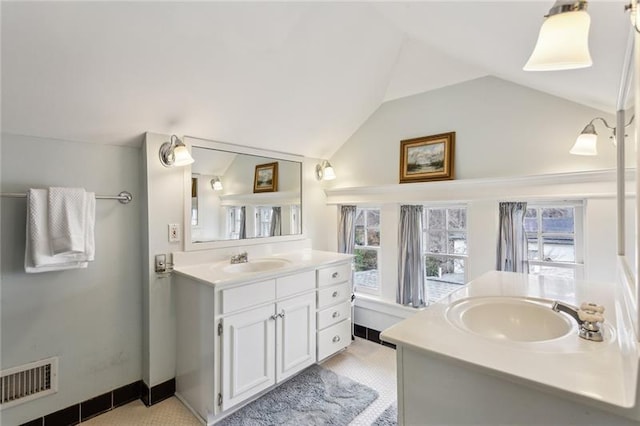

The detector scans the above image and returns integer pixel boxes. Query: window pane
[524,208,538,233]
[354,248,378,272]
[367,210,380,227]
[428,209,445,230]
[541,208,574,233]
[530,265,575,280]
[366,228,380,246]
[528,237,539,260]
[447,208,466,230]
[355,226,365,246]
[427,230,446,253]
[542,236,575,262]
[448,232,467,254]
[425,256,465,284]
[355,209,365,226]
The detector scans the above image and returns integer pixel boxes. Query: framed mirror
[184,136,304,251]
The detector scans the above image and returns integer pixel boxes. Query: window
[226,207,242,240]
[290,205,301,234]
[354,207,380,292]
[423,206,467,301]
[525,203,583,279]
[255,206,273,238]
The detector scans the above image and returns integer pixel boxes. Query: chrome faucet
[551,301,605,342]
[230,251,248,264]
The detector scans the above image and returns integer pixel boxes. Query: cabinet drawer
[317,320,351,361]
[276,270,315,299]
[317,282,350,309]
[317,263,352,288]
[317,300,351,330]
[221,279,276,314]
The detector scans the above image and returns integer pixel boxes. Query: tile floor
[81,338,396,425]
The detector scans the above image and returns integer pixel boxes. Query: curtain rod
[1,191,133,205]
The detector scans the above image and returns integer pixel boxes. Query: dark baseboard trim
[20,380,143,426]
[142,378,176,407]
[354,323,396,350]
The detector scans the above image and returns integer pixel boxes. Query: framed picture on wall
[254,162,279,193]
[399,132,455,183]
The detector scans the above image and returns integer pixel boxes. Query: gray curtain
[269,207,282,237]
[338,205,357,254]
[496,202,529,273]
[398,205,426,308]
[239,206,246,239]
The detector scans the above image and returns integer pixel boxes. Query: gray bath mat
[215,364,378,425]
[372,403,397,426]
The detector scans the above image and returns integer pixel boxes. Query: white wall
[0,133,143,425]
[326,76,629,330]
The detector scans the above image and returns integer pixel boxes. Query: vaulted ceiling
[1,1,632,159]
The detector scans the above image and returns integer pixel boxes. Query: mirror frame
[183,136,305,251]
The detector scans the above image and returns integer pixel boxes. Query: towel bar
[1,190,133,204]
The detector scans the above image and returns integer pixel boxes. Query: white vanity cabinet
[174,254,353,425]
[316,262,353,361]
[219,271,316,411]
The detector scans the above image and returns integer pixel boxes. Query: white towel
[48,187,87,255]
[24,188,95,273]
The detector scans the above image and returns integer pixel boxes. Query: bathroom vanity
[381,270,640,425]
[172,250,353,424]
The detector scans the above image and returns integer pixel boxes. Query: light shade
[524,8,592,71]
[315,160,336,181]
[159,135,195,167]
[211,177,223,191]
[570,133,598,156]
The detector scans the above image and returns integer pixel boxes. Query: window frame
[422,204,469,286]
[525,201,584,280]
[226,206,242,240]
[255,206,273,238]
[353,206,381,294]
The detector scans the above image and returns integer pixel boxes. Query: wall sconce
[211,176,223,191]
[315,160,336,181]
[570,116,635,156]
[159,135,194,167]
[524,0,592,71]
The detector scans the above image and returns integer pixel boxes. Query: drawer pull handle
[332,272,339,279]
[332,291,339,298]
[278,310,285,319]
[332,335,341,343]
[332,311,340,319]
[269,314,278,321]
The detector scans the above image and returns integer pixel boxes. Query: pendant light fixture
[524,0,592,71]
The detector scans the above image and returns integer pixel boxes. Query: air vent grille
[0,357,58,409]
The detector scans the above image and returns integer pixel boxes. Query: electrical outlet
[168,224,181,242]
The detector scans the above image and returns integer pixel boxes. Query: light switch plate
[168,223,180,242]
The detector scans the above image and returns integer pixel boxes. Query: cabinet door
[276,292,316,382]
[221,304,276,411]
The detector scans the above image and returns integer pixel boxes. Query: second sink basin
[222,258,291,274]
[446,297,574,342]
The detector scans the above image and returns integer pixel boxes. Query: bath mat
[372,403,397,426]
[215,364,378,425]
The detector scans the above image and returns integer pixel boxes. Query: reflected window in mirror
[255,206,273,238]
[290,205,301,235]
[191,177,198,226]
[226,206,243,240]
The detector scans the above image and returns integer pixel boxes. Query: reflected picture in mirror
[188,143,302,244]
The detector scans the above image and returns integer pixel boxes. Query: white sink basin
[446,297,574,342]
[222,258,291,274]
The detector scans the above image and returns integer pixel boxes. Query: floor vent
[0,357,58,409]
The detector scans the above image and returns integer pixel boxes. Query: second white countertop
[381,270,640,412]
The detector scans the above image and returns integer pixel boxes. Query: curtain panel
[338,205,357,254]
[269,206,282,237]
[496,201,529,273]
[398,205,426,308]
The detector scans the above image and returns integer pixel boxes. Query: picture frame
[399,132,455,183]
[253,161,279,193]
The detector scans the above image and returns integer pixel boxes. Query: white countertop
[381,271,640,412]
[173,249,353,287]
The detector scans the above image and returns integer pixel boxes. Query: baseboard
[19,380,142,426]
[354,323,396,350]
[141,378,176,407]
